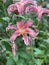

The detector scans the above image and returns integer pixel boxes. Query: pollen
[20,27,25,35]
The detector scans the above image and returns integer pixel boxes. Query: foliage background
[0,0,49,65]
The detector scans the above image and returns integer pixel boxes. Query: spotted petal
[22,34,32,45]
[15,2,24,15]
[21,0,37,6]
[26,28,38,38]
[7,4,17,16]
[12,43,17,56]
[24,20,33,28]
[38,8,49,20]
[6,25,17,31]
[10,31,20,42]
[17,21,24,28]
[25,5,38,14]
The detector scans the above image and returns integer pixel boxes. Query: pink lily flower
[12,43,17,56]
[25,5,49,20]
[7,2,24,16]
[6,20,38,45]
[7,4,17,16]
[7,0,37,16]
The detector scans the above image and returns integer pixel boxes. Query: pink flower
[12,43,17,56]
[7,4,17,16]
[6,20,38,45]
[7,0,37,16]
[7,2,24,16]
[37,6,49,20]
[25,5,37,14]
[26,5,49,20]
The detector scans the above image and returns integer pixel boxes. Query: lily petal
[10,31,20,42]
[38,8,49,20]
[25,5,38,14]
[6,25,17,31]
[38,11,43,20]
[7,4,17,16]
[17,21,24,28]
[24,20,33,28]
[22,34,31,45]
[12,43,17,56]
[21,0,37,6]
[26,28,38,38]
[15,2,24,15]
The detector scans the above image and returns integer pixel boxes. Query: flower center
[20,27,25,35]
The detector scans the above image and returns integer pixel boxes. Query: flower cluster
[7,0,37,16]
[7,0,49,20]
[6,20,38,56]
[7,0,49,56]
[26,5,49,20]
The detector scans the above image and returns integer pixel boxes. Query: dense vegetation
[0,0,49,65]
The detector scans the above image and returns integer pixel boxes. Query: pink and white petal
[37,7,49,20]
[32,1,37,6]
[12,43,17,56]
[15,2,24,15]
[25,6,31,14]
[27,36,32,45]
[6,25,17,31]
[26,28,38,38]
[46,10,49,15]
[7,11,11,16]
[30,6,38,13]
[7,4,17,16]
[10,31,20,42]
[42,8,49,15]
[21,0,37,6]
[24,20,33,28]
[38,12,43,20]
[21,0,32,5]
[25,5,38,14]
[17,21,24,28]
[22,34,31,45]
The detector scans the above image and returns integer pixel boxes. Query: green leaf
[35,59,42,65]
[34,48,43,55]
[6,57,15,65]
[0,18,3,22]
[44,38,49,43]
[13,54,18,62]
[17,59,24,65]
[1,38,11,51]
[1,38,10,42]
[19,51,29,59]
[39,44,47,49]
[2,17,10,22]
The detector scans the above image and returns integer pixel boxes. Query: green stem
[2,2,7,16]
[31,39,35,65]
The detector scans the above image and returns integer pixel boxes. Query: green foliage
[0,0,49,65]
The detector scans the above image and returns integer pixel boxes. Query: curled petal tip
[6,27,9,31]
[12,43,17,56]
